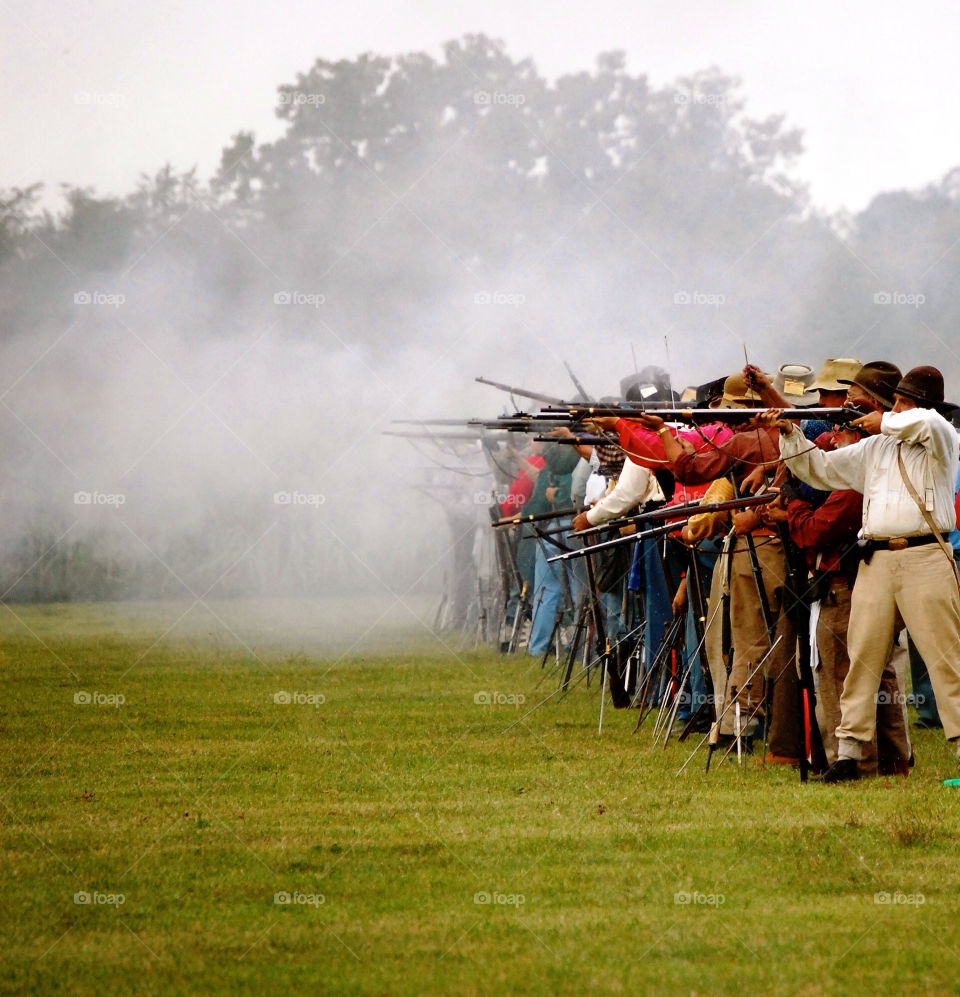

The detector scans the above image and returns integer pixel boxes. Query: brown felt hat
[809,358,862,393]
[838,360,902,410]
[894,366,946,408]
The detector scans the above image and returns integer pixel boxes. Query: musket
[475,377,568,406]
[532,434,609,446]
[467,416,574,432]
[538,405,859,424]
[492,506,584,529]
[383,430,484,441]
[393,418,482,426]
[774,519,829,781]
[563,361,593,402]
[569,492,779,539]
[547,519,681,562]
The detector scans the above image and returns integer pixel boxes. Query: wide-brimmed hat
[838,360,902,410]
[772,363,819,406]
[621,366,675,404]
[720,373,762,408]
[809,358,862,393]
[695,375,727,409]
[894,366,956,413]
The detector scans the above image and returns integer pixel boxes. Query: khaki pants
[817,581,910,771]
[705,535,785,735]
[839,545,960,744]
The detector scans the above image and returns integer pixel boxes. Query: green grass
[2,602,960,996]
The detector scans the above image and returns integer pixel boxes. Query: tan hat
[809,358,862,393]
[772,363,819,406]
[720,373,762,408]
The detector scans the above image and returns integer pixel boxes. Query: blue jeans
[528,522,578,655]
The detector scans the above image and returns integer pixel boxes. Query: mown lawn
[2,602,959,996]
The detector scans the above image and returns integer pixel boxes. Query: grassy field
[2,601,960,996]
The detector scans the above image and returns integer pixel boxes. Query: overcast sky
[4,0,960,216]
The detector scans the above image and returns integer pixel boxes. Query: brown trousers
[839,546,960,745]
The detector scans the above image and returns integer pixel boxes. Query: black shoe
[816,758,860,784]
[912,718,943,731]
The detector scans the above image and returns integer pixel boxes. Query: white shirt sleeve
[881,408,958,472]
[585,459,664,525]
[779,427,870,493]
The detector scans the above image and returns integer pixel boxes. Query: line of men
[498,359,960,781]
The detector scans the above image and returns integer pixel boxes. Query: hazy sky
[3,0,960,215]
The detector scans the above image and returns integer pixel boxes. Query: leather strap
[895,443,960,584]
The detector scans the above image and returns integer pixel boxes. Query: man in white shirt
[776,366,960,781]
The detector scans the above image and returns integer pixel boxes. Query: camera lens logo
[274,891,324,906]
[74,890,124,906]
[274,691,292,704]
[74,691,92,705]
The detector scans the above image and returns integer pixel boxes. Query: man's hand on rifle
[732,508,763,535]
[632,412,665,432]
[758,491,789,525]
[572,511,590,532]
[850,409,883,436]
[740,464,769,494]
[584,417,619,432]
[755,409,796,436]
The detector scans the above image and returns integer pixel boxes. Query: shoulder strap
[895,443,959,580]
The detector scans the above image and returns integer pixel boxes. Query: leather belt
[862,535,937,552]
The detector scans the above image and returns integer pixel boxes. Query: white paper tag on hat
[783,379,806,397]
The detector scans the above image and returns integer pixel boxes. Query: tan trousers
[705,535,785,735]
[817,581,910,771]
[839,545,960,744]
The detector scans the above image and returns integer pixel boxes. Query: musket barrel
[538,406,856,423]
